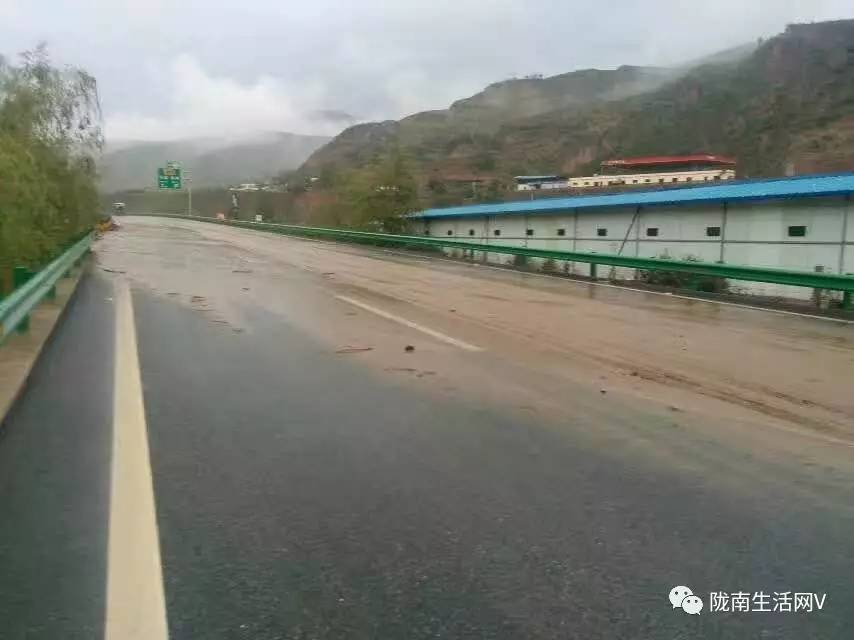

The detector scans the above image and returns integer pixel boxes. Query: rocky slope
[300,19,854,195]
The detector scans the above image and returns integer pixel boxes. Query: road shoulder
[0,261,89,426]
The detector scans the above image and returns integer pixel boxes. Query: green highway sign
[157,165,182,190]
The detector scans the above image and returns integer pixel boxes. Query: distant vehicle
[112,202,126,215]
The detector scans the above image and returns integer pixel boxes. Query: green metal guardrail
[141,214,854,308]
[0,233,93,343]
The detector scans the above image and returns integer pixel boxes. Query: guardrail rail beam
[137,214,854,299]
[0,233,93,343]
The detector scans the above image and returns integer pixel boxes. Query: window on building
[706,226,721,237]
[493,229,501,236]
[788,225,807,237]
[672,177,679,182]
[557,228,566,236]
[447,230,453,236]
[468,229,475,236]
[645,178,652,183]
[646,227,659,237]
[597,228,607,237]
[526,229,534,236]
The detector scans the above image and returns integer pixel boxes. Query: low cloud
[105,54,336,141]
[5,0,853,142]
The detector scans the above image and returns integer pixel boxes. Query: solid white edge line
[105,280,169,640]
[335,295,484,352]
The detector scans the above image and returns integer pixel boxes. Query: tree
[339,149,418,232]
[0,46,102,273]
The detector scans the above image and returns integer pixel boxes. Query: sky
[1,0,851,143]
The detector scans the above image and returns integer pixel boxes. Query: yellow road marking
[105,280,169,640]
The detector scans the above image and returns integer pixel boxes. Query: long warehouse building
[407,173,854,300]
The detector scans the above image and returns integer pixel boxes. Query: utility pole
[186,171,193,216]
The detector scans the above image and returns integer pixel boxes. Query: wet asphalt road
[1,232,854,638]
[133,288,854,640]
[0,272,114,639]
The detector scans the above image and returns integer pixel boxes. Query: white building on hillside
[514,175,569,191]
[571,154,737,189]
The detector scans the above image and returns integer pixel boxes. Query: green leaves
[338,149,418,232]
[0,46,101,272]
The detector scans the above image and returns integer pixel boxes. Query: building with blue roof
[407,173,854,301]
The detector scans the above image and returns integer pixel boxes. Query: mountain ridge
[99,131,330,192]
[296,19,854,215]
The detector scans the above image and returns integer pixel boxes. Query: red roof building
[601,155,736,173]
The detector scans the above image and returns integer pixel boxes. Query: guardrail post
[13,266,32,290]
[590,263,598,280]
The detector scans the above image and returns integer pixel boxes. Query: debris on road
[384,367,437,378]
[336,346,374,354]
[232,269,253,274]
[404,345,415,352]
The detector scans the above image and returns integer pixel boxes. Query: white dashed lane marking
[335,295,484,352]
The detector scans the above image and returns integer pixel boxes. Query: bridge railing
[140,214,854,308]
[0,233,93,343]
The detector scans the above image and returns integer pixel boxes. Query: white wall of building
[569,169,735,189]
[412,195,853,301]
[516,180,570,191]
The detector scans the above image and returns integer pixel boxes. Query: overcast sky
[1,1,851,142]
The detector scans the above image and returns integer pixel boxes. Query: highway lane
[0,271,115,640]
[1,216,854,639]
